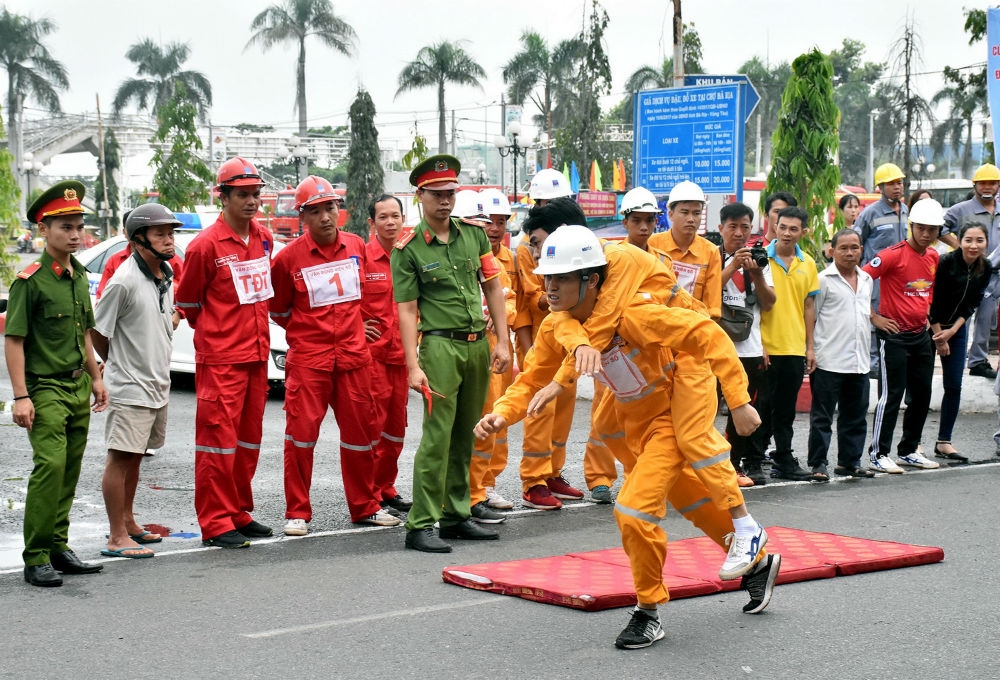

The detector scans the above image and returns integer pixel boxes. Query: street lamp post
[494,121,527,203]
[911,156,936,185]
[289,134,308,183]
[476,163,488,185]
[21,152,43,203]
[867,110,880,191]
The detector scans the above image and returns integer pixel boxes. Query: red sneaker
[546,475,584,500]
[522,484,562,510]
[737,471,755,488]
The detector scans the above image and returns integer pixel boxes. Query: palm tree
[396,41,486,153]
[112,39,213,121]
[0,8,68,178]
[931,66,986,179]
[502,31,582,167]
[246,0,357,138]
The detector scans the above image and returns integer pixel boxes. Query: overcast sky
[2,0,985,179]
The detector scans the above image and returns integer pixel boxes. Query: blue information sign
[633,84,743,195]
[684,74,760,122]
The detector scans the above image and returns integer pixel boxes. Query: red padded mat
[442,527,943,611]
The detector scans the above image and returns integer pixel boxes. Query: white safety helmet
[621,186,663,215]
[452,189,490,226]
[478,188,512,217]
[667,180,706,208]
[908,198,945,227]
[529,168,573,201]
[533,225,607,275]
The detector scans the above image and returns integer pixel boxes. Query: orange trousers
[470,359,514,506]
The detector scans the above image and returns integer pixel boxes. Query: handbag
[717,248,756,343]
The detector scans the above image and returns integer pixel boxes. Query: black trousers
[807,368,869,470]
[762,355,805,464]
[727,355,769,469]
[869,329,933,458]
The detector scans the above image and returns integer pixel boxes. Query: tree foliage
[886,20,934,194]
[765,49,842,261]
[93,129,122,233]
[827,39,885,185]
[112,39,213,121]
[0,105,20,284]
[246,0,357,136]
[931,66,987,178]
[400,131,429,171]
[149,84,214,211]
[396,41,486,153]
[344,90,383,239]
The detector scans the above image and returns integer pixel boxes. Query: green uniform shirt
[5,251,94,375]
[391,217,492,332]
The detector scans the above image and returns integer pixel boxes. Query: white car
[79,232,288,382]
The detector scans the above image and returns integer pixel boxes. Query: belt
[423,329,485,342]
[29,369,85,381]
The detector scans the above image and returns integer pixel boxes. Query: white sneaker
[720,525,768,580]
[283,518,308,536]
[357,509,402,527]
[485,486,514,510]
[870,455,904,474]
[898,451,940,469]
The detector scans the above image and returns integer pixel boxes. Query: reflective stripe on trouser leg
[22,375,92,566]
[614,410,687,605]
[194,362,267,539]
[672,353,743,510]
[406,336,490,531]
[370,362,408,500]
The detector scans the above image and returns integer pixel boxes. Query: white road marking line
[242,597,506,639]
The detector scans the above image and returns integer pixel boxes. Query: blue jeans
[937,324,968,442]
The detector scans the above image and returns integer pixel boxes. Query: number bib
[671,260,701,295]
[302,258,361,308]
[595,343,647,399]
[229,256,274,304]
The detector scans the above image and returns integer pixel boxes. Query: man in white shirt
[806,229,875,480]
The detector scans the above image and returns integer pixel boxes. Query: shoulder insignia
[17,261,42,279]
[394,230,417,250]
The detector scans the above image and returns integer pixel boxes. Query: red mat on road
[442,527,944,611]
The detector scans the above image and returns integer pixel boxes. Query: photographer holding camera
[719,202,776,486]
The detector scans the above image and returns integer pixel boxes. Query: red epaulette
[394,230,418,250]
[17,262,42,279]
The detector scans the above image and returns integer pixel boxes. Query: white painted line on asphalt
[242,596,506,639]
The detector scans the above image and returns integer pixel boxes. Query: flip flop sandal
[129,531,163,544]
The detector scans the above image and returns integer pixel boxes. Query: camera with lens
[749,245,769,268]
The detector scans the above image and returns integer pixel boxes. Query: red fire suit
[270,230,381,523]
[362,237,408,503]
[174,217,272,540]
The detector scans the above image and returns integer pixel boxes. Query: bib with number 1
[302,258,361,308]
[229,256,274,304]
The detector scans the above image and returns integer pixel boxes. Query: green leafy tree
[307,124,348,137]
[233,122,276,135]
[395,41,486,153]
[886,20,934,194]
[247,0,357,139]
[93,129,122,233]
[149,84,214,211]
[764,49,841,261]
[739,57,791,175]
[400,130,429,171]
[344,90,383,239]
[0,105,21,284]
[931,66,987,179]
[827,39,885,185]
[112,39,213,121]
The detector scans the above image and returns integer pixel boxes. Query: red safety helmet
[294,175,341,212]
[216,156,264,190]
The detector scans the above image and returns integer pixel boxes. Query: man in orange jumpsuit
[362,194,412,516]
[175,157,274,548]
[270,177,400,536]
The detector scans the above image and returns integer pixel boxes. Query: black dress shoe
[24,563,62,587]
[50,549,103,574]
[236,520,274,538]
[438,519,500,540]
[405,528,452,553]
[969,363,998,379]
[383,495,413,512]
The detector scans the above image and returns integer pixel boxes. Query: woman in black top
[928,222,993,462]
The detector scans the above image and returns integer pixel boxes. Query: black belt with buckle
[29,369,85,381]
[424,329,485,342]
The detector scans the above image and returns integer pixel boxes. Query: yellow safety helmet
[972,164,1000,183]
[874,163,905,186]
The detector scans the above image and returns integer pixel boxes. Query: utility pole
[672,0,684,88]
[96,94,111,240]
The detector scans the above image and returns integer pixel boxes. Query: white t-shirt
[720,255,773,358]
[93,256,174,408]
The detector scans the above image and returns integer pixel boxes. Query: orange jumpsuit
[470,244,517,506]
[514,236,576,492]
[493,301,755,605]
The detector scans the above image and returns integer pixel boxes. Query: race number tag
[229,256,274,304]
[595,343,646,398]
[671,261,700,295]
[302,259,361,308]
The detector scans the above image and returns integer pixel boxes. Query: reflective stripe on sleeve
[691,451,730,470]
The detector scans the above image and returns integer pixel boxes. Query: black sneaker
[741,553,781,614]
[614,607,665,649]
[470,501,507,524]
[236,520,274,538]
[770,458,812,481]
[202,530,250,549]
[383,495,413,512]
[970,363,998,379]
[744,464,768,486]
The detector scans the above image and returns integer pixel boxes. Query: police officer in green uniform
[391,155,511,552]
[5,181,109,587]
